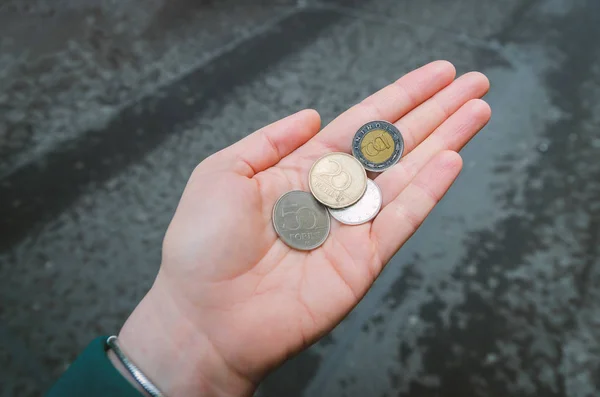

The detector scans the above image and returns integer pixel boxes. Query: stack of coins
[273,120,404,250]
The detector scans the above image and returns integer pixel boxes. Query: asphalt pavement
[1,0,599,396]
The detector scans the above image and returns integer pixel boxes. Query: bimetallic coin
[352,120,404,172]
[328,179,382,225]
[309,152,367,209]
[272,191,330,250]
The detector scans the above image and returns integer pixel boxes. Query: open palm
[120,61,491,397]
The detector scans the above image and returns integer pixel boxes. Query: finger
[378,99,491,207]
[372,150,463,263]
[395,72,490,155]
[299,60,457,155]
[215,109,321,177]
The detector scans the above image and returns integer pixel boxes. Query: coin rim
[308,152,368,209]
[351,120,404,172]
[328,179,382,225]
[272,190,331,250]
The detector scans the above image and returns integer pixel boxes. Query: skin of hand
[116,61,491,397]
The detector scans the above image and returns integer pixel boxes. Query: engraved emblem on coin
[352,121,404,172]
[272,191,330,250]
[314,159,352,204]
[280,205,321,231]
[309,153,367,209]
[361,130,394,161]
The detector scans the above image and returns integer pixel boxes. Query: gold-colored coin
[352,120,404,172]
[360,129,395,163]
[309,152,367,209]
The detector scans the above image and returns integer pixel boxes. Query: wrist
[117,279,255,397]
[107,348,152,397]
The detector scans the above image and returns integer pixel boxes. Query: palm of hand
[163,156,382,373]
[151,61,491,385]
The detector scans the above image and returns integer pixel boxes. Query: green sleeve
[46,336,143,397]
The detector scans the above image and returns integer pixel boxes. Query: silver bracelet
[106,335,165,397]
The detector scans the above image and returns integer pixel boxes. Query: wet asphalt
[1,0,599,396]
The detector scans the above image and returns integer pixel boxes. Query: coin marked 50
[272,191,330,250]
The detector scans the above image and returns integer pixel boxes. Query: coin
[328,179,382,225]
[309,152,367,209]
[272,190,330,250]
[352,120,404,172]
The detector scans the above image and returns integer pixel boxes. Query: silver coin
[272,190,331,250]
[352,120,404,172]
[328,179,382,225]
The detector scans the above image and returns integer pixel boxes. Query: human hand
[117,61,490,396]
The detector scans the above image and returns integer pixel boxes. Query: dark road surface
[1,0,600,396]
